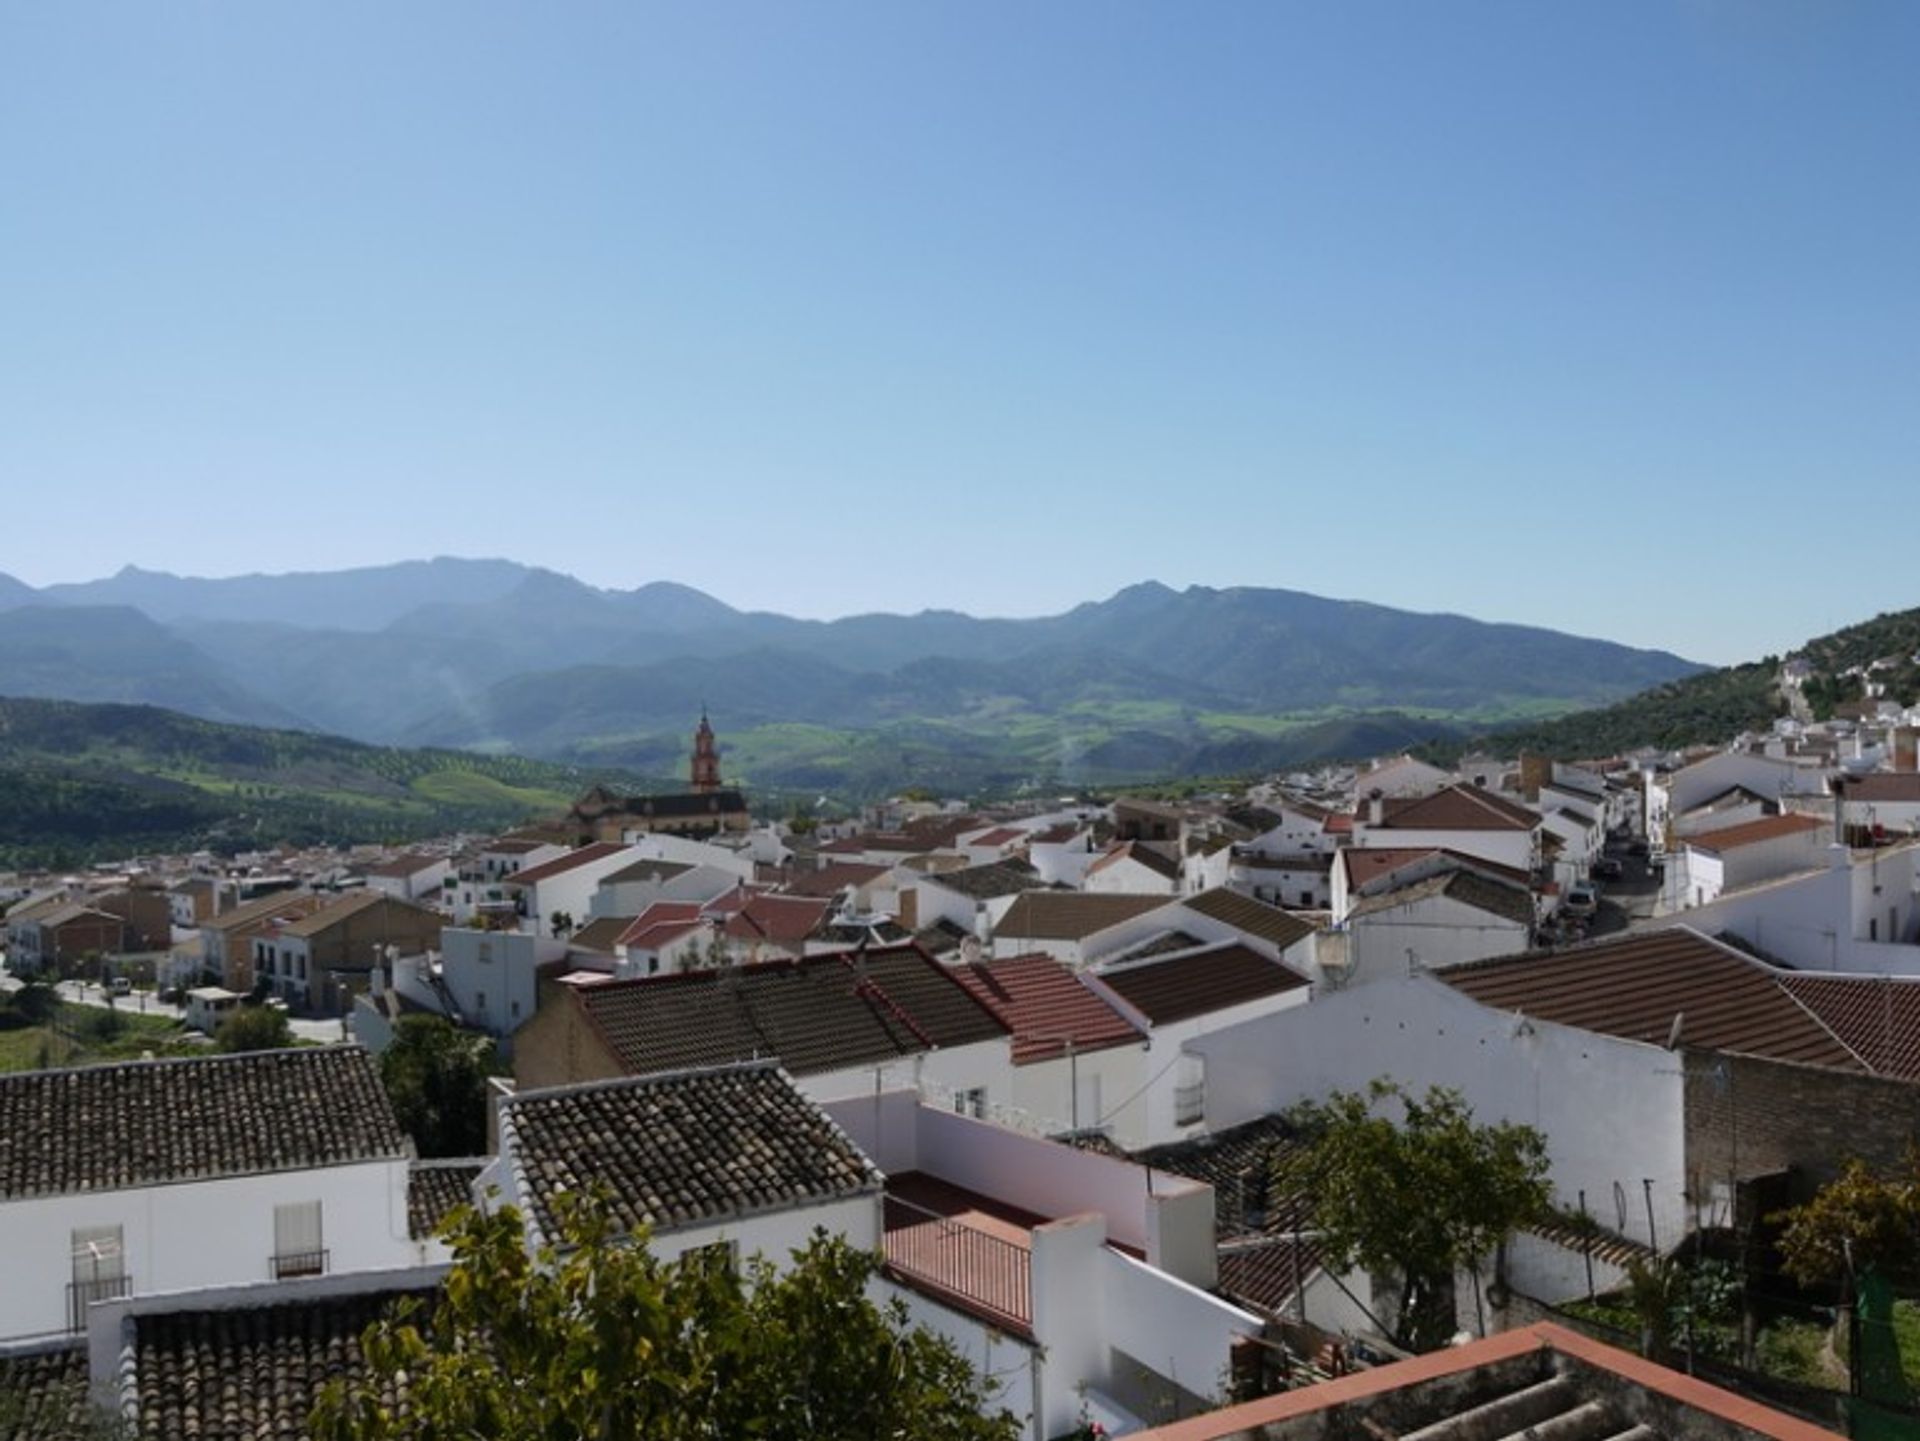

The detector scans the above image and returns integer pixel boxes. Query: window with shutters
[271,1201,326,1278]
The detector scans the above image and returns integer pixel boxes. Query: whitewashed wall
[1186,976,1690,1254]
[0,1159,416,1342]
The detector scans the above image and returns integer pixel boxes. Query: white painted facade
[1185,975,1691,1255]
[1083,850,1180,897]
[589,862,737,920]
[1664,823,1830,912]
[620,831,757,881]
[1664,844,1920,974]
[1339,891,1529,988]
[1,1158,422,1343]
[511,847,640,936]
[827,1094,1258,1440]
[439,926,564,1036]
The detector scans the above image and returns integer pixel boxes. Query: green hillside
[1447,602,1920,762]
[0,697,653,866]
[1465,662,1784,760]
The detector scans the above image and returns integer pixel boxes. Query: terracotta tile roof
[130,1289,429,1441]
[600,857,694,885]
[197,890,323,935]
[499,1062,882,1243]
[566,914,637,954]
[275,888,432,939]
[501,842,633,887]
[781,861,888,898]
[1840,773,1920,804]
[1683,813,1828,853]
[407,1162,482,1240]
[1218,1235,1324,1317]
[363,852,442,880]
[919,860,1049,901]
[950,953,1145,1065]
[1374,785,1541,832]
[1096,942,1309,1027]
[1340,847,1531,890]
[1347,870,1534,928]
[1777,973,1920,1081]
[992,891,1169,941]
[966,826,1026,849]
[0,1342,89,1440]
[715,892,831,946]
[1137,1115,1313,1239]
[1440,928,1862,1070]
[0,1047,407,1201]
[571,943,1010,1077]
[1086,842,1181,882]
[1181,888,1317,951]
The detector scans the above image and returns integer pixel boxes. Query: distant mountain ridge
[0,559,1704,794]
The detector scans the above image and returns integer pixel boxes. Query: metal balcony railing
[67,1275,131,1331]
[881,1195,1031,1334]
[1173,1080,1206,1125]
[270,1248,328,1280]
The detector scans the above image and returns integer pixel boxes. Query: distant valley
[0,558,1703,797]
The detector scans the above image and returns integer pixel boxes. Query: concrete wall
[1188,976,1690,1253]
[0,1159,417,1342]
[439,927,561,1035]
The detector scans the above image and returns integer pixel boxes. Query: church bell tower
[690,709,722,793]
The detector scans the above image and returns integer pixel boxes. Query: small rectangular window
[272,1201,325,1278]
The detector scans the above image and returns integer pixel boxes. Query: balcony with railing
[880,1174,1035,1337]
[67,1274,131,1331]
[270,1248,328,1281]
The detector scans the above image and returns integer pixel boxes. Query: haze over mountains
[0,559,1701,791]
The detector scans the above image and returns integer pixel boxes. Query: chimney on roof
[1367,788,1385,827]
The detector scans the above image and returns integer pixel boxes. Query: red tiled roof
[1096,943,1309,1026]
[951,953,1145,1065]
[1374,784,1540,832]
[1841,773,1920,804]
[501,842,631,887]
[1684,813,1827,854]
[570,944,1011,1078]
[966,827,1025,849]
[994,891,1169,941]
[718,893,831,946]
[1340,847,1530,890]
[1778,973,1920,1081]
[782,862,888,898]
[1440,928,1861,1070]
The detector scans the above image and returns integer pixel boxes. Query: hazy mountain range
[0,559,1702,792]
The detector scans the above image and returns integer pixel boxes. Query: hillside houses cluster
[8,709,1920,1436]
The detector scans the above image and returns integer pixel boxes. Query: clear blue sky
[3,3,1914,665]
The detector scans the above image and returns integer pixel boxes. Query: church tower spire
[690,708,722,793]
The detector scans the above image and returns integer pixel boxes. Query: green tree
[214,1003,294,1052]
[378,1014,494,1158]
[312,1196,1020,1441]
[8,982,60,1027]
[1775,1157,1920,1290]
[1285,1080,1552,1351]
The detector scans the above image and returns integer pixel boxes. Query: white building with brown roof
[0,1048,422,1344]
